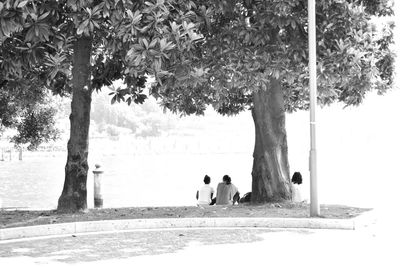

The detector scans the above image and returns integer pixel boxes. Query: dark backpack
[239,192,251,203]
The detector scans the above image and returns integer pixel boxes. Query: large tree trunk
[57,36,93,212]
[251,79,292,203]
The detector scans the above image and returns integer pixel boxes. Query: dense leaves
[0,83,59,149]
[11,103,59,150]
[0,0,203,146]
[1,0,394,148]
[355,0,394,16]
[1,0,203,91]
[153,0,395,115]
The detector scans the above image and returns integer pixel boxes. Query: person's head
[223,175,231,185]
[203,175,211,184]
[291,172,302,185]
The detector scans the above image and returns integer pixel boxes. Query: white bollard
[93,164,104,208]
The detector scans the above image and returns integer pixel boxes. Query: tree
[150,0,395,203]
[0,0,202,212]
[0,82,60,150]
[0,16,60,149]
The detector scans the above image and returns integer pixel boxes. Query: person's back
[196,175,215,206]
[216,175,239,205]
[216,182,231,205]
[291,171,303,202]
[292,184,302,202]
[198,184,214,205]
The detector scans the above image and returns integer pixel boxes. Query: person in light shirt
[215,175,240,205]
[196,175,215,206]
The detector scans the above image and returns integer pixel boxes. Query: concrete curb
[0,217,357,241]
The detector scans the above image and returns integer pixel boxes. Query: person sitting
[196,175,215,206]
[215,175,240,205]
[291,171,303,202]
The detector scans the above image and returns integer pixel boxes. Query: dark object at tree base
[239,192,252,203]
[94,198,103,208]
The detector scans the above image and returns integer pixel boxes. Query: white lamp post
[308,0,320,216]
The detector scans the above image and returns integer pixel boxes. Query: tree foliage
[1,0,202,93]
[10,101,60,150]
[0,0,203,146]
[0,0,395,133]
[0,77,59,149]
[149,0,395,115]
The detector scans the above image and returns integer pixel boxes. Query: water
[0,135,255,210]
[0,154,66,210]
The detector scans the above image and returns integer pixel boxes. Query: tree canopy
[2,0,393,134]
[1,0,203,95]
[149,0,395,115]
[0,0,203,146]
[0,82,59,149]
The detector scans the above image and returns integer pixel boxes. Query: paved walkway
[0,226,396,267]
[0,228,290,263]
[0,209,397,266]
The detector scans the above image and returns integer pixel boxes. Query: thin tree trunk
[251,79,292,203]
[57,36,92,212]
